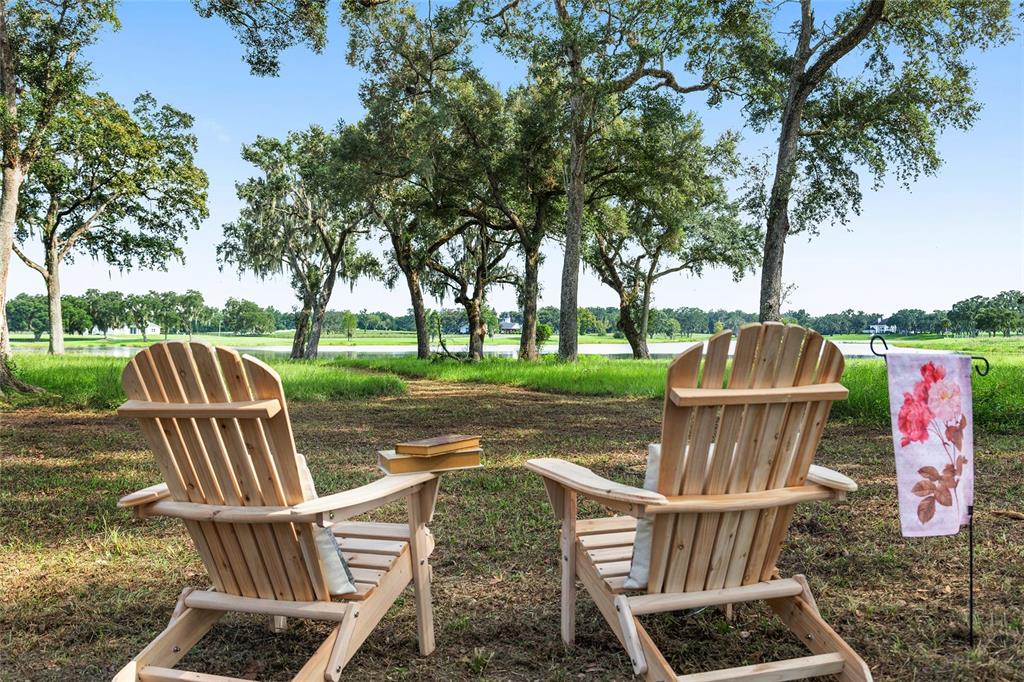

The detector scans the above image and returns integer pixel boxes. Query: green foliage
[219,124,378,356]
[192,0,328,76]
[122,293,156,337]
[61,295,92,335]
[5,293,48,340]
[82,289,123,337]
[222,297,276,335]
[341,310,357,340]
[976,306,1021,336]
[582,103,758,353]
[535,322,552,345]
[576,308,604,335]
[0,0,119,160]
[742,1,1015,235]
[15,92,208,273]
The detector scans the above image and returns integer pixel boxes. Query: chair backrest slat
[643,323,845,595]
[661,331,731,592]
[683,324,762,591]
[122,355,231,593]
[213,346,320,601]
[122,342,331,601]
[647,344,702,592]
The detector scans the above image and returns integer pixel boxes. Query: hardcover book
[378,448,482,474]
[394,434,481,457]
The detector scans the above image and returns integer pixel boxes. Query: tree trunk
[305,274,337,360]
[0,166,38,393]
[639,281,652,343]
[464,298,485,361]
[760,63,812,322]
[0,165,21,360]
[405,268,431,360]
[558,104,588,361]
[617,303,649,359]
[291,305,311,359]
[519,244,541,360]
[45,251,64,355]
[305,302,325,360]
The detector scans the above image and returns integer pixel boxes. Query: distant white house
[863,323,897,335]
[499,317,521,334]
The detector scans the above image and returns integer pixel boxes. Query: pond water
[14,339,917,360]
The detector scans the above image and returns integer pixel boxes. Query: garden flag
[887,352,974,537]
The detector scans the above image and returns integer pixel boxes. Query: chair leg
[769,583,873,682]
[560,491,577,646]
[112,607,223,681]
[322,607,360,682]
[409,489,435,656]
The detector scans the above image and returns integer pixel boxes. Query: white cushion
[624,443,661,589]
[296,454,357,596]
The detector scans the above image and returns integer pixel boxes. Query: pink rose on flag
[927,379,961,423]
[897,392,932,447]
[920,361,945,385]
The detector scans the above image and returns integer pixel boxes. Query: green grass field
[332,354,1023,433]
[3,353,406,410]
[8,344,1019,433]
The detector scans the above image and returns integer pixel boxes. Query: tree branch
[802,0,886,89]
[11,242,48,280]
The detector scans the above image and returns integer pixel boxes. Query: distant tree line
[11,290,1019,345]
[5,289,292,340]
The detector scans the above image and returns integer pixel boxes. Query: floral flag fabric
[887,352,974,537]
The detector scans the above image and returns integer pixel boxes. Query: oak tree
[219,125,377,358]
[739,0,1015,320]
[13,92,208,353]
[0,0,117,390]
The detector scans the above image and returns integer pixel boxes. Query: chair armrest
[648,484,838,514]
[806,465,858,492]
[118,483,171,508]
[292,472,437,521]
[133,472,437,524]
[525,458,667,508]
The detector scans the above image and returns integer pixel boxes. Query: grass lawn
[334,355,1024,434]
[1,378,1021,679]
[2,353,406,410]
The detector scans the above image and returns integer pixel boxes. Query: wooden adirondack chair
[112,342,439,681]
[527,323,872,682]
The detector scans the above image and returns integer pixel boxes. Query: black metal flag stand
[869,336,987,649]
[968,504,975,647]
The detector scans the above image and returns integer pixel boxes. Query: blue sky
[8,1,1023,317]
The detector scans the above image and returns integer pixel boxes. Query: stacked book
[378,434,483,474]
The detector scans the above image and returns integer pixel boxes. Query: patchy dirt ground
[2,378,1022,680]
